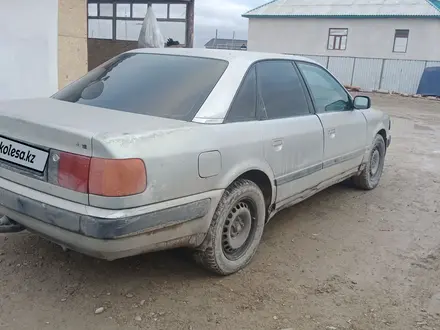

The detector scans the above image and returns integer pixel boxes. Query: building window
[99,3,114,17]
[88,3,98,17]
[327,28,348,50]
[393,29,409,53]
[87,2,187,43]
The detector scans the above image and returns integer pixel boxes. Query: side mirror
[81,81,104,100]
[353,96,371,110]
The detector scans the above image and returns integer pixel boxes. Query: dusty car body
[0,49,390,275]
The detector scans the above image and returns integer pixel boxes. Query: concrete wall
[87,39,138,70]
[0,0,58,100]
[58,0,88,89]
[248,17,440,61]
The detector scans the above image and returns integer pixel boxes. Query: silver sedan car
[0,49,390,275]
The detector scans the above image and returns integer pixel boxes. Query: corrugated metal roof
[243,0,440,18]
[431,0,440,10]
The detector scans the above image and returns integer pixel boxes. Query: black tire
[353,134,386,190]
[193,179,266,275]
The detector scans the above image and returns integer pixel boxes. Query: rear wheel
[353,134,386,190]
[194,179,266,275]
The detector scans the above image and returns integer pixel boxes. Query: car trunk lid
[0,98,195,205]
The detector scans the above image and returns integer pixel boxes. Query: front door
[296,62,367,178]
[256,60,324,206]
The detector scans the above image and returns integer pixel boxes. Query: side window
[297,62,351,113]
[393,29,409,53]
[256,60,310,120]
[225,66,257,122]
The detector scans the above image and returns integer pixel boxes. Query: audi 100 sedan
[0,49,391,275]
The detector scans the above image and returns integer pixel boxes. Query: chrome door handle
[272,139,283,146]
[272,138,283,151]
[328,128,336,139]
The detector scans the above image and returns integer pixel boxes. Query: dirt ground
[0,94,439,330]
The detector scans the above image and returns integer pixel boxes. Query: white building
[0,0,88,101]
[243,0,440,61]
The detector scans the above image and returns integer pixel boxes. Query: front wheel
[193,179,266,275]
[353,134,386,190]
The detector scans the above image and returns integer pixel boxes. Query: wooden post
[185,0,194,48]
[112,1,117,40]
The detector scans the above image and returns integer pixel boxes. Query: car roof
[126,48,318,66]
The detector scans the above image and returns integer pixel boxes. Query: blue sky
[194,0,266,46]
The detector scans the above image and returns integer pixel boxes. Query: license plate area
[0,136,49,173]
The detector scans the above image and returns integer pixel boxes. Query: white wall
[248,17,440,61]
[0,0,58,100]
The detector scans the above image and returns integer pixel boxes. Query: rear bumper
[0,178,223,260]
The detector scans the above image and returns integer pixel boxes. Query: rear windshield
[52,53,228,122]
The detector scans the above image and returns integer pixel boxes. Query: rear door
[296,62,367,178]
[256,60,324,207]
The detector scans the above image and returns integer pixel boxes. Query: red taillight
[48,150,146,196]
[57,152,91,193]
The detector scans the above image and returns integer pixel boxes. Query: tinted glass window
[256,60,310,120]
[297,62,351,113]
[52,53,229,122]
[226,67,257,122]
